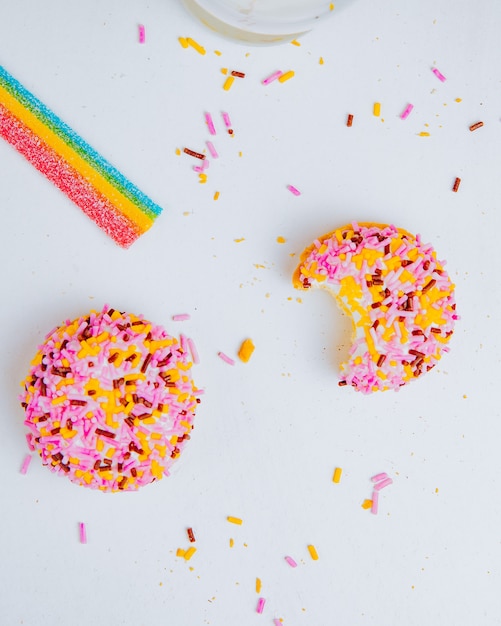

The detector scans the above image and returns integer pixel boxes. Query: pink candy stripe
[172,313,191,321]
[374,477,393,491]
[432,67,446,82]
[138,25,146,43]
[400,103,414,120]
[204,112,216,135]
[262,70,283,85]
[206,141,218,158]
[20,454,32,475]
[256,597,266,614]
[218,351,235,365]
[187,337,200,364]
[79,522,87,544]
[370,490,379,515]
[287,184,301,196]
[371,472,388,483]
[285,555,297,568]
[222,111,232,129]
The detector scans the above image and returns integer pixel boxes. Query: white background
[1,1,501,625]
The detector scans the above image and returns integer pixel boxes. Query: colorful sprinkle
[373,102,381,117]
[432,67,447,82]
[332,467,343,483]
[231,70,246,78]
[186,37,206,55]
[371,472,388,483]
[178,37,189,48]
[138,24,146,43]
[346,114,354,127]
[172,313,190,322]
[371,490,379,515]
[262,70,283,85]
[227,515,243,525]
[187,527,196,542]
[184,546,197,561]
[287,184,301,196]
[278,70,295,83]
[469,121,484,132]
[361,499,373,510]
[256,597,266,614]
[218,352,235,366]
[256,577,262,593]
[20,453,32,475]
[206,141,218,158]
[0,65,162,248]
[400,103,414,120]
[452,177,461,192]
[307,544,319,560]
[223,76,235,91]
[238,338,255,363]
[184,147,205,160]
[374,477,393,491]
[285,556,297,568]
[187,338,200,365]
[79,522,87,544]
[204,112,216,135]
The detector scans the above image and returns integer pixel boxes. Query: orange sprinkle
[469,121,484,132]
[361,499,372,509]
[291,39,301,46]
[238,339,255,363]
[213,191,220,201]
[255,577,262,593]
[452,177,461,192]
[307,544,319,560]
[278,70,295,83]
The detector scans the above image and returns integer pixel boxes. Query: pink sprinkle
[79,522,87,544]
[187,337,200,364]
[273,621,282,626]
[370,490,379,515]
[218,351,235,365]
[371,472,388,483]
[287,184,301,196]
[222,111,232,129]
[256,597,266,614]
[262,70,283,85]
[400,103,414,120]
[374,477,393,491]
[172,314,191,322]
[206,141,218,158]
[284,556,297,568]
[138,24,146,43]
[25,433,35,451]
[20,454,32,475]
[432,67,447,82]
[205,112,216,135]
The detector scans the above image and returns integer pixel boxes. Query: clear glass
[182,0,352,44]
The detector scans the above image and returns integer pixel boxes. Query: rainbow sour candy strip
[0,65,162,247]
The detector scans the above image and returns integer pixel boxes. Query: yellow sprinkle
[319,57,324,65]
[238,338,255,363]
[332,467,343,483]
[418,131,430,136]
[213,191,220,200]
[175,148,181,156]
[221,67,228,75]
[276,236,286,244]
[291,39,301,46]
[198,173,208,184]
[51,395,67,406]
[223,75,235,91]
[329,2,335,9]
[178,36,189,48]
[278,70,295,83]
[234,238,245,243]
[307,544,319,560]
[229,538,234,548]
[186,37,206,55]
[184,546,197,561]
[361,499,373,509]
[227,516,243,525]
[455,97,462,103]
[373,102,381,117]
[176,548,186,557]
[214,49,222,56]
[256,578,262,593]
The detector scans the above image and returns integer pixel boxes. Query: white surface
[1,1,501,624]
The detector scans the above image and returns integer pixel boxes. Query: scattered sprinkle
[256,577,262,593]
[262,70,283,85]
[218,352,235,366]
[307,544,319,560]
[273,620,283,626]
[287,184,301,196]
[198,173,207,184]
[221,67,228,75]
[452,177,461,192]
[178,36,189,48]
[172,313,190,322]
[361,499,373,510]
[346,113,354,127]
[319,57,324,65]
[187,337,200,364]
[400,103,414,120]
[138,24,146,44]
[175,147,181,156]
[184,546,197,561]
[371,472,388,483]
[204,112,216,135]
[187,527,196,542]
[227,515,243,525]
[373,102,381,117]
[231,70,246,78]
[256,597,266,614]
[20,453,32,475]
[223,75,235,91]
[186,37,206,55]
[370,490,379,514]
[285,556,297,568]
[332,467,343,483]
[432,67,447,82]
[213,191,220,201]
[455,97,462,103]
[469,121,484,132]
[278,70,295,83]
[374,477,393,491]
[229,538,234,547]
[206,141,219,158]
[418,131,430,136]
[222,111,233,134]
[329,2,334,9]
[184,147,205,160]
[291,39,301,46]
[238,338,255,363]
[276,236,286,244]
[214,50,222,56]
[79,522,87,544]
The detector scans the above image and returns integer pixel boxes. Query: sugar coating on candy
[20,306,201,492]
[0,65,162,248]
[293,222,458,393]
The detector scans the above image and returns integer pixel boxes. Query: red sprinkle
[346,114,354,127]
[469,121,484,132]
[183,147,206,160]
[452,177,461,192]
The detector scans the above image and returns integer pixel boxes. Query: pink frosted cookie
[20,306,201,491]
[293,222,458,393]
